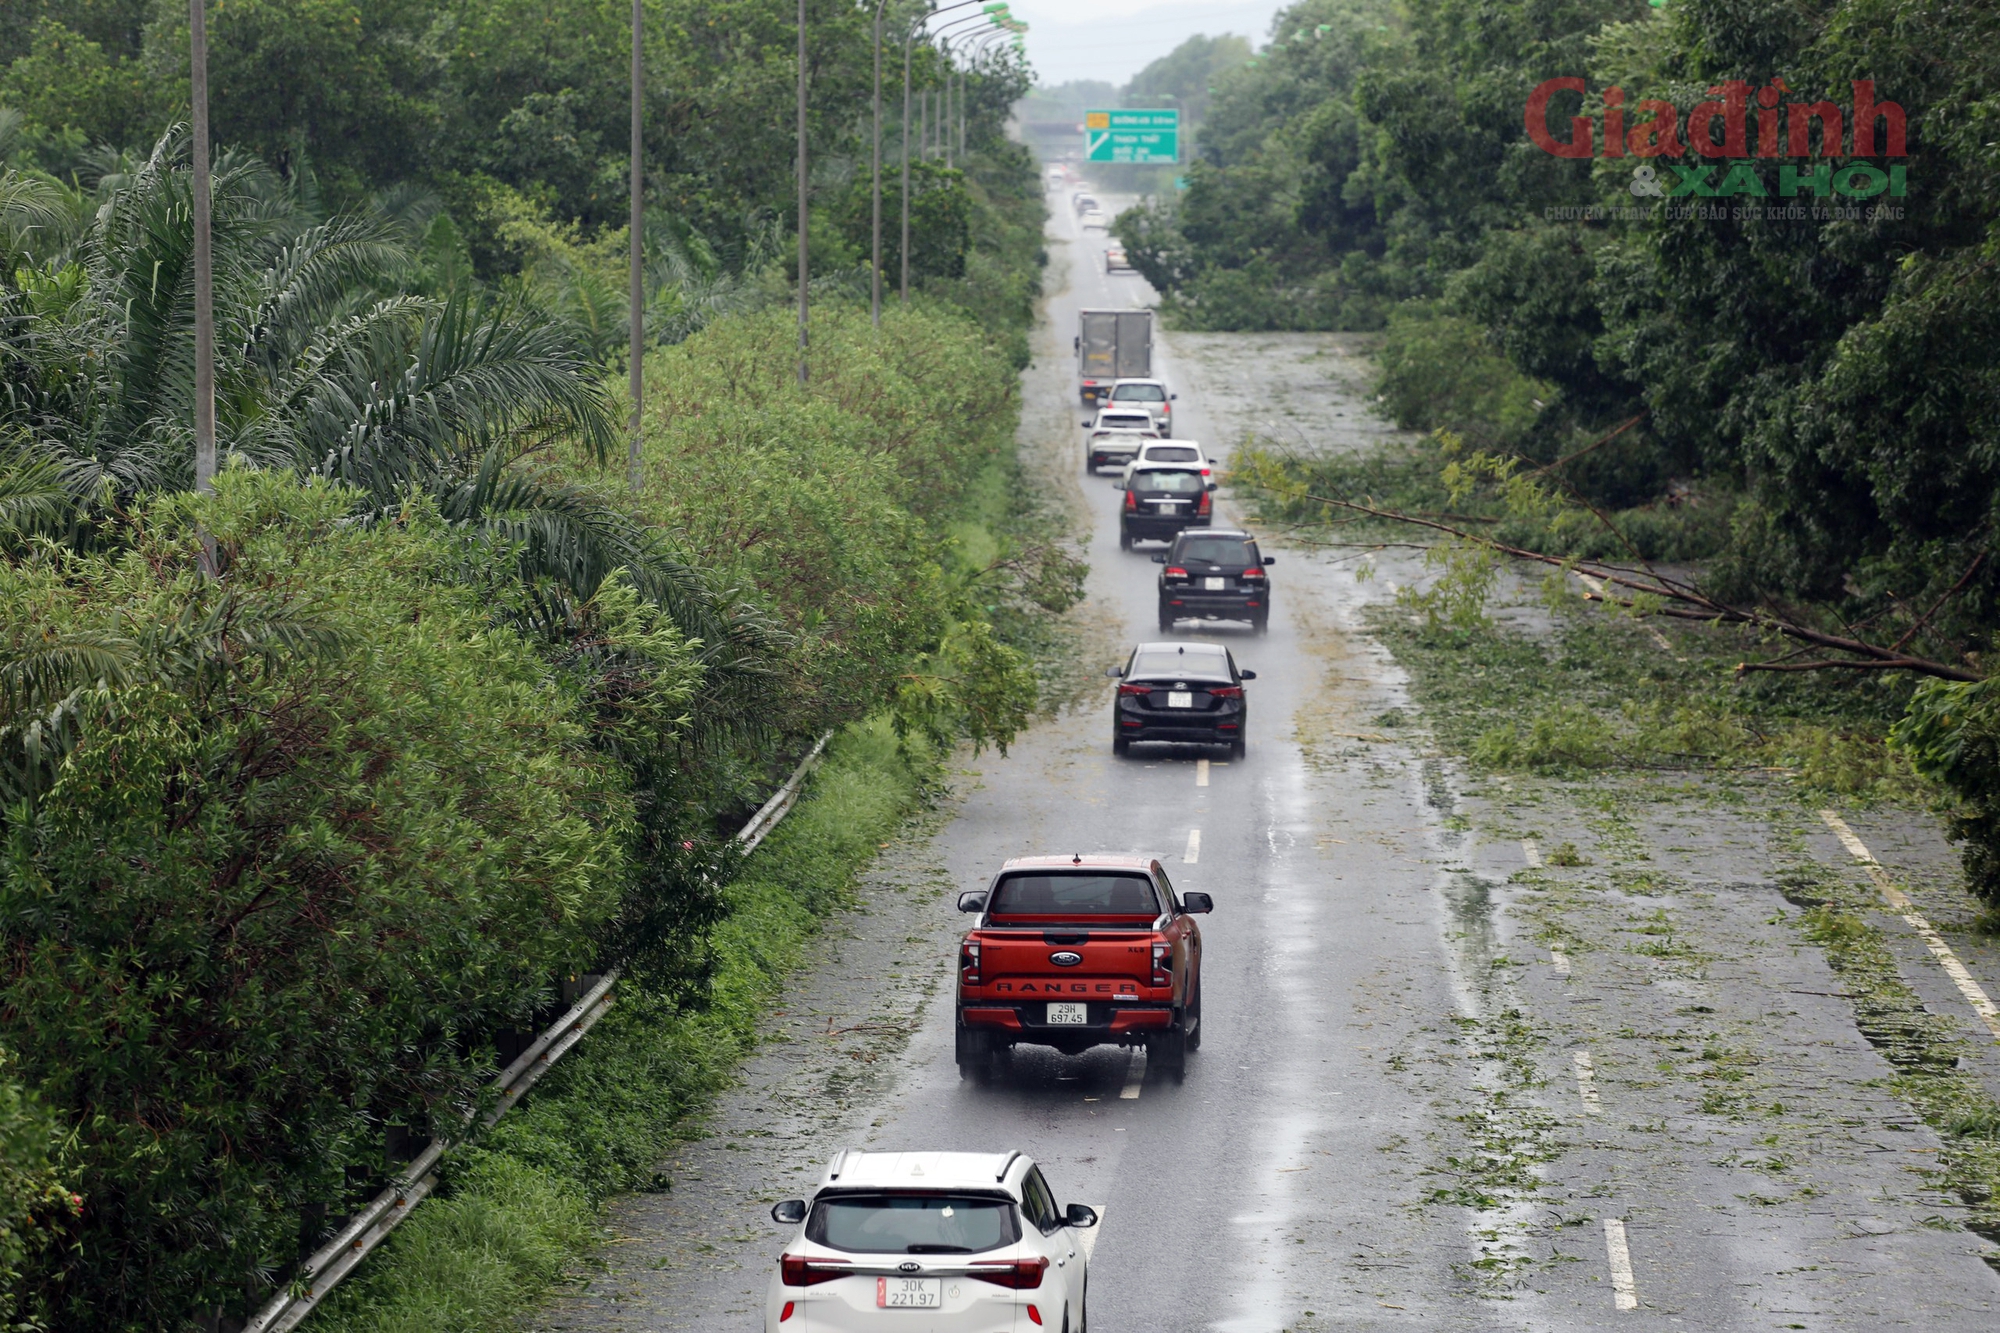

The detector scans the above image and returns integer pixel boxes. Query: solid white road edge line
[1119,1049,1145,1100]
[1820,810,2000,1042]
[1195,758,1210,787]
[1522,838,1543,868]
[1603,1217,1639,1311]
[1184,828,1201,864]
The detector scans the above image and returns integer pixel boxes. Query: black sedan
[1119,465,1214,548]
[1154,529,1276,634]
[1107,641,1256,758]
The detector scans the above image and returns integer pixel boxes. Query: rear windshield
[989,872,1160,917]
[1176,536,1259,567]
[1132,470,1204,495]
[1099,414,1152,428]
[1141,445,1200,462]
[1131,649,1230,680]
[1113,384,1166,401]
[809,1194,1019,1254]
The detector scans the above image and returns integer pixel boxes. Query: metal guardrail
[239,735,832,1333]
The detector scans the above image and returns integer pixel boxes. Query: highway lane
[539,179,2000,1333]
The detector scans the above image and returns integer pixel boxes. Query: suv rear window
[808,1194,1020,1254]
[1099,413,1152,428]
[989,872,1160,917]
[1113,384,1166,401]
[1132,469,1204,494]
[1175,536,1259,567]
[1141,445,1200,463]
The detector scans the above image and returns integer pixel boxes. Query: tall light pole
[628,0,644,490]
[900,0,984,303]
[795,0,808,386]
[190,0,215,497]
[871,0,888,328]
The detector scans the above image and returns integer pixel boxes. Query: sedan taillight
[780,1255,850,1287]
[960,940,981,985]
[1117,682,1150,697]
[1209,685,1243,699]
[1151,940,1173,987]
[970,1256,1048,1290]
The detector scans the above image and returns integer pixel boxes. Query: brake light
[1151,940,1173,987]
[970,1257,1048,1289]
[780,1255,850,1287]
[1124,488,1137,510]
[960,940,981,985]
[1117,682,1150,696]
[780,1301,796,1322]
[1028,1305,1044,1325]
[1163,566,1187,579]
[1209,685,1242,699]
[1240,567,1264,580]
[1197,491,1212,515]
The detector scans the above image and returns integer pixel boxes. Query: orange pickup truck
[954,854,1212,1083]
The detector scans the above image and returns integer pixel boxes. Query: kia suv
[1154,530,1276,634]
[765,1150,1098,1332]
[1119,465,1212,547]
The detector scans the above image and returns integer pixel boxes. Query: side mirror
[1240,669,1257,680]
[1081,420,1093,428]
[1170,393,1179,400]
[957,890,988,914]
[1065,1203,1100,1228]
[771,1199,808,1225]
[1207,482,1218,492]
[1262,556,1276,566]
[1208,458,1219,465]
[1150,553,1166,564]
[1180,892,1213,914]
[1105,666,1125,678]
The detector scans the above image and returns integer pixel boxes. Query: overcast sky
[990,0,1289,88]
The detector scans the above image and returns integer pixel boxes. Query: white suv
[1119,439,1213,488]
[1105,378,1175,435]
[765,1150,1097,1333]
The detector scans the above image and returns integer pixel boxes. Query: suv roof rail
[994,1150,1023,1182]
[828,1148,857,1181]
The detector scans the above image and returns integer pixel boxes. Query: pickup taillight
[1151,940,1173,987]
[960,940,981,985]
[780,1255,849,1287]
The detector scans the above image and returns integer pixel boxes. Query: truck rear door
[1113,311,1153,379]
[1078,313,1118,382]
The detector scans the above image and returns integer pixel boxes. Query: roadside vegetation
[0,2,1062,1329]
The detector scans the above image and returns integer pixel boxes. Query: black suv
[1119,465,1213,548]
[1108,641,1256,758]
[1154,530,1276,634]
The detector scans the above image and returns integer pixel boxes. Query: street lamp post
[795,0,808,386]
[871,0,888,327]
[190,0,215,498]
[628,0,644,490]
[900,0,985,303]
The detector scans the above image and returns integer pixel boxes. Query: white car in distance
[1080,209,1109,232]
[765,1149,1097,1333]
[1105,377,1174,435]
[1119,439,1214,489]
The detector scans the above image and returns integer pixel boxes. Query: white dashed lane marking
[1820,810,2000,1042]
[1571,1049,1603,1115]
[1184,828,1201,864]
[1119,1050,1145,1100]
[1550,947,1572,977]
[1521,838,1542,867]
[1195,759,1210,787]
[1603,1217,1639,1310]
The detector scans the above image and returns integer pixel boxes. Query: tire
[1118,526,1132,551]
[1230,735,1246,760]
[1150,1028,1187,1083]
[955,1025,992,1084]
[1252,614,1269,636]
[1157,603,1175,633]
[1112,735,1130,757]
[1184,980,1202,1052]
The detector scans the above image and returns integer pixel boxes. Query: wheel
[1230,735,1246,760]
[955,1025,992,1084]
[1112,735,1130,757]
[1184,980,1202,1052]
[1157,603,1175,632]
[1252,614,1269,636]
[1119,526,1133,551]
[1150,1029,1187,1082]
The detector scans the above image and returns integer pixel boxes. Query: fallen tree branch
[1240,481,1981,682]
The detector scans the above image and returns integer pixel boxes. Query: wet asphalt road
[538,185,2000,1332]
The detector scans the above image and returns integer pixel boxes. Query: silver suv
[1106,378,1174,435]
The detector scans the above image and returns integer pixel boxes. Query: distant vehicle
[1155,529,1276,635]
[955,854,1211,1077]
[1106,377,1173,434]
[1118,439,1210,489]
[1080,209,1109,231]
[764,1150,1098,1332]
[1076,308,1153,405]
[1086,427,1157,473]
[1105,244,1135,273]
[1119,464,1213,548]
[1071,191,1098,215]
[1108,641,1255,758]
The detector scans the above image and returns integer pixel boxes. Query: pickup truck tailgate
[976,930,1153,997]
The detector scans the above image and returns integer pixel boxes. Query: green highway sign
[1083,109,1180,164]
